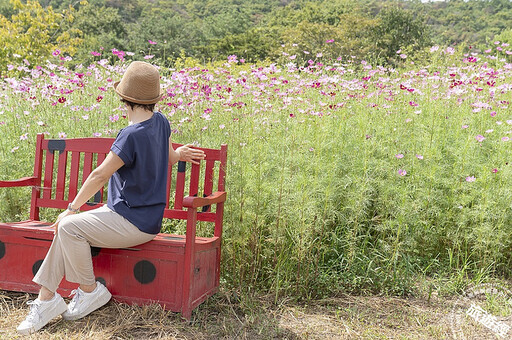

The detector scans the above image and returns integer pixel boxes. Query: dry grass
[0,289,499,339]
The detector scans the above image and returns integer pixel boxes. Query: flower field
[1,45,512,298]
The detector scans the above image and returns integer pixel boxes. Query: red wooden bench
[0,133,227,319]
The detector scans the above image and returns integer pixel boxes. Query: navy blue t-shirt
[107,112,171,234]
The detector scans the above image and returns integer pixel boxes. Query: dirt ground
[0,289,503,339]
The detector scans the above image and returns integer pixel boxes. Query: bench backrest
[30,133,227,228]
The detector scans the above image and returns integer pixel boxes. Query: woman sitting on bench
[17,61,205,335]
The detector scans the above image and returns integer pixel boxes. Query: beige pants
[33,205,156,292]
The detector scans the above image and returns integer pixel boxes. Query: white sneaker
[17,293,67,335]
[62,281,112,321]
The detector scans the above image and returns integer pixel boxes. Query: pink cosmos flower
[90,51,101,56]
[144,55,154,60]
[326,39,334,43]
[395,154,404,159]
[491,111,497,117]
[409,101,419,107]
[462,125,469,129]
[492,168,498,173]
[416,154,423,160]
[398,169,407,176]
[52,49,61,57]
[466,176,476,182]
[502,137,509,141]
[148,40,157,45]
[475,135,485,142]
[59,132,67,139]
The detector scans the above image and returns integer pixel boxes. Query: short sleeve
[111,128,135,166]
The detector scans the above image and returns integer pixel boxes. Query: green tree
[0,0,82,72]
[371,6,431,65]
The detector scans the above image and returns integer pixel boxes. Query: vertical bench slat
[30,134,45,220]
[68,151,80,199]
[202,160,215,212]
[174,161,186,210]
[97,153,106,202]
[165,162,173,209]
[218,145,228,192]
[203,160,215,197]
[82,152,93,186]
[55,151,68,201]
[42,150,55,200]
[189,163,200,198]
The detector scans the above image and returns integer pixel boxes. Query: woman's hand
[51,209,76,236]
[176,144,206,165]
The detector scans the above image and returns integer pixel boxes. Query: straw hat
[114,61,163,104]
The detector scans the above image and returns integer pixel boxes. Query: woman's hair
[121,99,155,112]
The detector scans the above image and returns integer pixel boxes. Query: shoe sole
[62,290,112,321]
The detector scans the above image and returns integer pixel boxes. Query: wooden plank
[42,138,114,154]
[174,161,186,210]
[189,162,200,198]
[97,153,106,202]
[82,153,93,185]
[42,150,55,200]
[68,151,80,199]
[30,134,45,220]
[55,151,68,200]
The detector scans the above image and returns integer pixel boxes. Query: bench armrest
[0,176,38,188]
[182,191,227,208]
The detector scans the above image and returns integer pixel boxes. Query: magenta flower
[52,49,61,57]
[492,168,498,173]
[491,111,497,117]
[475,135,485,142]
[409,101,418,107]
[398,169,407,176]
[148,39,157,45]
[325,39,334,43]
[90,51,101,56]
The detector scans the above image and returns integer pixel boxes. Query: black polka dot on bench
[133,260,156,284]
[0,241,5,260]
[96,277,106,287]
[91,247,101,257]
[32,259,44,276]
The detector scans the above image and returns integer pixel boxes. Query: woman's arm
[52,151,125,231]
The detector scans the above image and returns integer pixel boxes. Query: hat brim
[114,81,163,105]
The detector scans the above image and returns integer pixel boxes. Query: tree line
[0,0,511,69]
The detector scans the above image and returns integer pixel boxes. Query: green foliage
[371,6,431,65]
[0,0,82,73]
